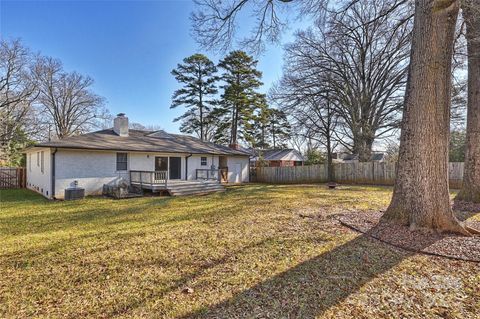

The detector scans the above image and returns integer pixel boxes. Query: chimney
[113,113,129,137]
[229,143,240,150]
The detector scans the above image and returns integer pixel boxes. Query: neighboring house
[252,149,305,167]
[25,113,250,199]
[332,152,386,163]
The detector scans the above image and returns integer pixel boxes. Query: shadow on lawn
[180,215,478,319]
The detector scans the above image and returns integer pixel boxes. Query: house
[332,152,386,163]
[25,113,250,199]
[252,149,305,167]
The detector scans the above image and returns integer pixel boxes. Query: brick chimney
[113,113,129,137]
[229,143,240,150]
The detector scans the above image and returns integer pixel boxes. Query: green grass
[0,185,478,318]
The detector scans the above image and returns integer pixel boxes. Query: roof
[254,149,305,161]
[32,129,251,156]
[342,154,358,161]
[371,153,385,161]
[334,152,385,161]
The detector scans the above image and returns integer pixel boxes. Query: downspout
[248,157,251,183]
[185,153,192,180]
[51,148,57,200]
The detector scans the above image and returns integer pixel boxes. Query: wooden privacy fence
[252,162,465,187]
[0,167,26,189]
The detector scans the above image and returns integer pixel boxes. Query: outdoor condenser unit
[64,180,85,200]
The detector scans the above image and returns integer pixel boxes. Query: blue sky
[1,0,305,133]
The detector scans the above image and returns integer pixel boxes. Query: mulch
[338,205,480,263]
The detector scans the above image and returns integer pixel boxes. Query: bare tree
[191,0,409,53]
[0,39,38,163]
[272,72,339,180]
[34,57,107,139]
[274,0,411,161]
[191,0,302,53]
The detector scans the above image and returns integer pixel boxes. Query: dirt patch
[339,211,480,262]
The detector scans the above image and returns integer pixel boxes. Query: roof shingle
[34,129,250,156]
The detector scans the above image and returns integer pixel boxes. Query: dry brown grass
[0,184,478,318]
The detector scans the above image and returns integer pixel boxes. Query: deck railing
[130,170,168,187]
[196,168,228,182]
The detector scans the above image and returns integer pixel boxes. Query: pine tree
[269,109,291,149]
[245,94,270,148]
[171,54,218,141]
[245,102,292,149]
[216,51,264,145]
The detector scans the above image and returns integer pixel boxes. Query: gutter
[32,145,250,156]
[185,153,193,180]
[51,148,57,200]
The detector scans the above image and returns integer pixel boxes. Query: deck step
[169,188,226,196]
[169,187,225,195]
[167,181,225,196]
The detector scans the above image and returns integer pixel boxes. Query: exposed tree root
[381,209,475,237]
[440,222,474,237]
[339,212,480,262]
[465,225,480,235]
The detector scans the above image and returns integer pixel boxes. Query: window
[41,151,44,173]
[155,157,168,171]
[201,157,207,166]
[37,152,40,166]
[29,154,32,171]
[116,153,128,171]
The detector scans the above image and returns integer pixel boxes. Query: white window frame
[201,156,207,166]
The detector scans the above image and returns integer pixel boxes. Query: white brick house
[25,114,250,199]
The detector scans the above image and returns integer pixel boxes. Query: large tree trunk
[358,137,374,162]
[456,0,480,203]
[382,0,470,234]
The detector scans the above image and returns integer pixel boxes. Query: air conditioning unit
[65,187,85,200]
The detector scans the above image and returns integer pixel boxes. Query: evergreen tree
[269,109,291,148]
[305,149,326,165]
[216,51,263,145]
[171,54,219,141]
[244,94,270,148]
[246,104,291,149]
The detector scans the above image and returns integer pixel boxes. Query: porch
[129,170,227,196]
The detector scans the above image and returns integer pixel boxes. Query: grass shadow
[180,223,446,318]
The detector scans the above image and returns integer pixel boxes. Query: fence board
[252,162,464,187]
[0,167,26,189]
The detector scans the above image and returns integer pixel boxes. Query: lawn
[0,184,479,318]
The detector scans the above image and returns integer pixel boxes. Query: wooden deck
[130,170,168,191]
[129,170,225,195]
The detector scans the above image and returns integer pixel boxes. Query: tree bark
[358,139,374,162]
[456,0,480,203]
[382,0,470,234]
